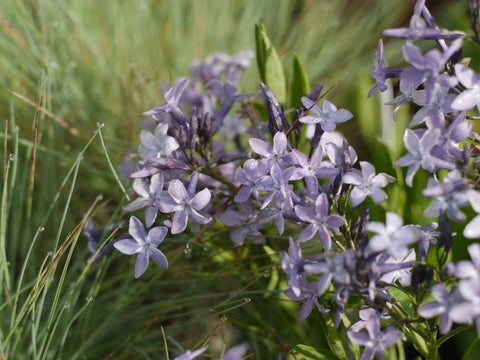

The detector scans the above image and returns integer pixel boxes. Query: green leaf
[255,22,286,104]
[289,344,339,360]
[463,338,480,360]
[290,53,310,110]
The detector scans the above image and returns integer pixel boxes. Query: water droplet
[86,296,93,302]
[203,246,209,252]
[263,270,270,278]
[243,297,251,303]
[184,247,192,258]
[96,194,104,201]
[9,154,16,161]
[77,154,84,161]
[93,129,99,134]
[64,302,70,309]
[97,122,105,128]
[39,226,45,232]
[220,315,228,321]
[47,251,53,257]
[49,61,58,69]
[14,126,20,132]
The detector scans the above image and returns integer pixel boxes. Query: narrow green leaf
[290,53,310,110]
[464,339,480,360]
[254,22,286,104]
[290,344,339,360]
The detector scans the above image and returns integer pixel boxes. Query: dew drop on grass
[38,226,45,232]
[47,251,53,257]
[77,154,84,161]
[64,302,70,309]
[97,122,105,128]
[86,296,93,302]
[96,194,104,201]
[93,129,99,134]
[203,246,209,252]
[243,297,251,303]
[263,270,270,278]
[184,246,192,258]
[9,154,16,161]
[49,61,58,69]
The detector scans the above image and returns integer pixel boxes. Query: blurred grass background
[0,0,473,358]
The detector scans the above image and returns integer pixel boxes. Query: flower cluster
[84,1,480,358]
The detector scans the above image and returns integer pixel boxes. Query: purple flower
[234,159,271,203]
[418,284,465,334]
[139,123,179,161]
[393,128,454,187]
[218,200,264,246]
[300,97,353,132]
[222,344,248,360]
[249,131,291,170]
[284,277,330,320]
[290,146,338,194]
[143,77,189,119]
[465,191,480,238]
[347,311,402,360]
[342,161,395,207]
[174,346,208,360]
[114,216,168,278]
[452,64,480,111]
[456,243,480,280]
[400,41,460,104]
[422,171,469,222]
[159,174,212,234]
[366,212,420,259]
[123,173,168,227]
[367,39,402,98]
[383,0,464,41]
[294,193,346,250]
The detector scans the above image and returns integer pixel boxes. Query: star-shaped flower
[114,216,168,278]
[343,161,395,207]
[300,97,353,132]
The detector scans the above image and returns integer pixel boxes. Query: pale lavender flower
[416,222,439,260]
[123,173,168,227]
[393,128,455,187]
[218,200,264,245]
[114,216,168,278]
[367,39,402,98]
[249,131,291,170]
[452,64,480,112]
[450,280,480,335]
[290,147,338,194]
[284,277,329,320]
[366,212,421,258]
[174,346,208,360]
[418,284,465,334]
[422,171,469,222]
[294,193,346,250]
[409,83,456,128]
[281,238,309,296]
[456,243,480,280]
[222,343,248,360]
[465,190,480,238]
[378,249,416,287]
[159,174,212,234]
[400,41,460,103]
[143,77,189,118]
[426,112,471,161]
[342,161,395,207]
[234,159,271,203]
[260,164,297,211]
[347,312,402,360]
[139,123,179,160]
[383,0,464,40]
[300,97,353,132]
